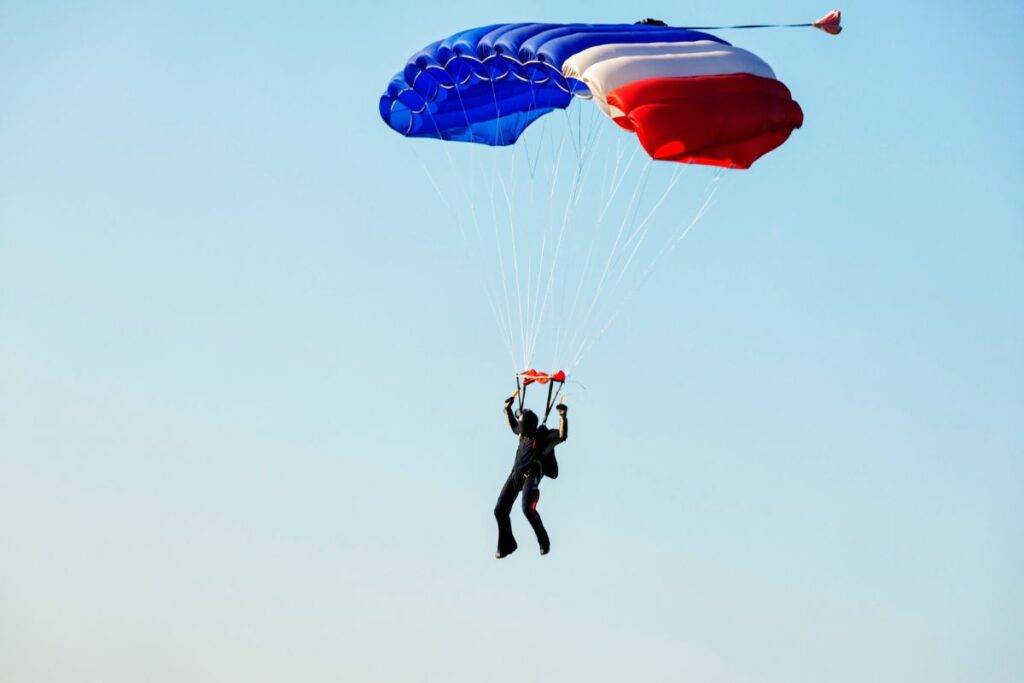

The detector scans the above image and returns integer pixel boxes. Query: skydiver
[493,393,568,559]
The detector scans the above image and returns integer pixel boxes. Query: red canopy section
[605,75,804,169]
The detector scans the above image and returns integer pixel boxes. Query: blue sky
[1,2,1021,681]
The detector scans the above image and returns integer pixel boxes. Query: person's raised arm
[504,393,520,434]
[554,403,568,443]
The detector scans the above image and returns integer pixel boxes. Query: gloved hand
[504,392,518,408]
[555,403,568,415]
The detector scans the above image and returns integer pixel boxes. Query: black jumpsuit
[493,426,558,555]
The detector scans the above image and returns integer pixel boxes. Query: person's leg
[521,471,550,553]
[493,473,520,557]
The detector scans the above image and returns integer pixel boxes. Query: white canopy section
[562,41,776,117]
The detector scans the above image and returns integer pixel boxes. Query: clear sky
[1,2,1021,681]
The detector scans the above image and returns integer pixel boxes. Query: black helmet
[519,409,539,435]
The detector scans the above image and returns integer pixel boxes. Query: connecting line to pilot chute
[682,10,842,35]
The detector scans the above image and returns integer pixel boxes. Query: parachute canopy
[379,22,804,168]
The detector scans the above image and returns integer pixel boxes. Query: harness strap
[541,380,564,425]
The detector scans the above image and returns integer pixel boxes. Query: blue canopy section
[379,22,728,146]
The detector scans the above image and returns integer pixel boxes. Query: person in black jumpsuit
[494,395,568,558]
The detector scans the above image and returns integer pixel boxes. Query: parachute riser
[515,375,525,416]
[677,10,842,36]
[542,379,558,425]
[515,369,567,424]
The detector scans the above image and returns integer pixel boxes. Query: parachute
[379,17,836,401]
[379,23,804,168]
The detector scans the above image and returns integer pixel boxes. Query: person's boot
[495,540,518,559]
[539,544,550,556]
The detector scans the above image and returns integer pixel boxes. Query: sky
[1,1,1022,681]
